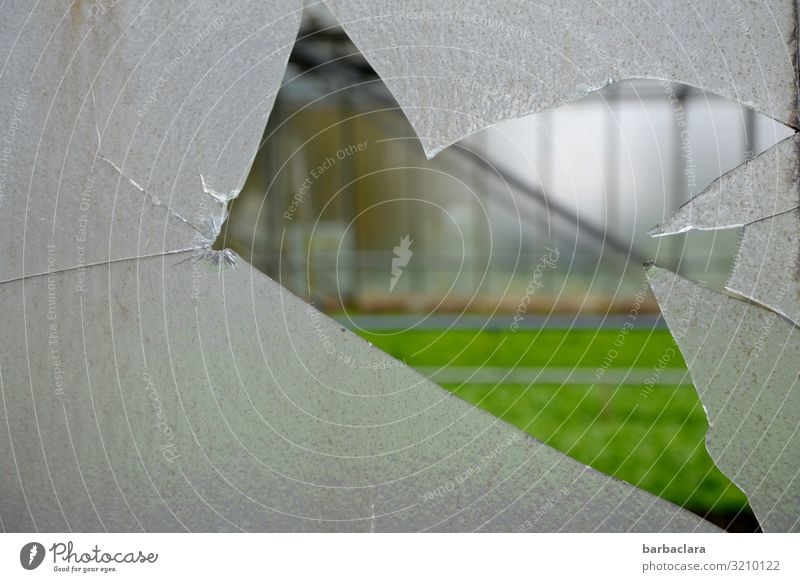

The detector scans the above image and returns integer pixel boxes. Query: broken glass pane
[4,0,798,534]
[225,25,765,527]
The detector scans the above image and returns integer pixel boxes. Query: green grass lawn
[358,327,755,530]
[361,328,688,369]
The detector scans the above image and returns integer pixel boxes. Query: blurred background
[215,4,794,530]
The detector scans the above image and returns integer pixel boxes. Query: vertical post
[604,85,620,276]
[670,85,688,274]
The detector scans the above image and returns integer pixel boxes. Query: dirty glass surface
[726,210,800,326]
[0,0,302,282]
[650,135,800,237]
[0,0,797,532]
[0,252,718,531]
[647,266,800,533]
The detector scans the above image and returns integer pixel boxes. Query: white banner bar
[1,533,796,581]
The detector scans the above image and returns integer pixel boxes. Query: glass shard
[727,210,800,326]
[0,252,719,532]
[0,1,303,282]
[325,0,798,158]
[0,0,760,533]
[651,135,800,237]
[646,265,800,532]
